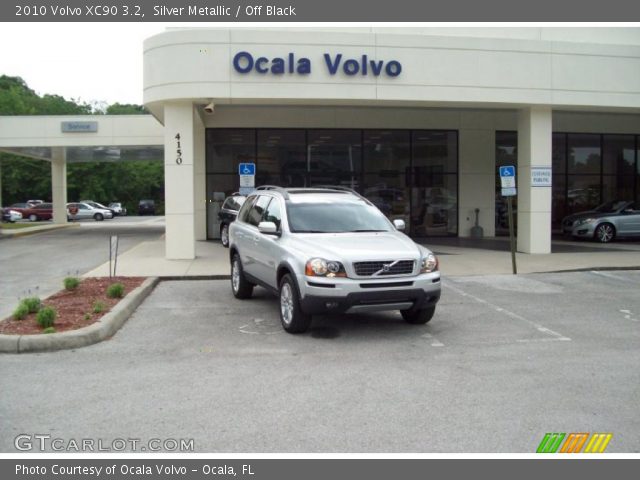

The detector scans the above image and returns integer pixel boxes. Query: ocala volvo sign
[233,52,402,77]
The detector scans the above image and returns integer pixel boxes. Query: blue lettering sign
[233,52,401,78]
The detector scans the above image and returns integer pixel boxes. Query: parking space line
[421,333,445,347]
[590,270,639,284]
[442,280,571,342]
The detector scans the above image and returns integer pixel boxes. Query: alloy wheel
[280,283,294,326]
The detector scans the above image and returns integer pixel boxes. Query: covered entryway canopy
[0,114,163,223]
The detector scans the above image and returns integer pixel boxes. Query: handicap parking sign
[238,163,256,176]
[499,166,515,177]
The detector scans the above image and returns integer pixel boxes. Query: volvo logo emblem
[382,264,391,272]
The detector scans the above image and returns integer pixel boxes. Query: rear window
[223,196,246,211]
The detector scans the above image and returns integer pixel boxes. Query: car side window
[238,196,256,223]
[246,196,271,227]
[263,198,282,231]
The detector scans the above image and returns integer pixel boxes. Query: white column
[51,147,67,224]
[458,124,496,237]
[517,106,552,254]
[0,159,3,210]
[193,109,207,241]
[164,102,196,259]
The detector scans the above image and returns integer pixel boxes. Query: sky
[0,23,171,106]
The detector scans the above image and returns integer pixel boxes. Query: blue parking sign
[238,163,256,176]
[499,165,515,177]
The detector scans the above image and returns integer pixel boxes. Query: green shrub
[13,303,29,321]
[42,327,56,334]
[106,283,125,299]
[83,313,91,321]
[22,297,41,313]
[93,301,106,314]
[36,306,56,329]
[63,277,80,291]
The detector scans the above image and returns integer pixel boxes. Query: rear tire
[220,224,230,248]
[231,254,253,299]
[401,305,436,324]
[594,222,615,243]
[29,214,38,222]
[279,274,311,333]
[94,213,104,221]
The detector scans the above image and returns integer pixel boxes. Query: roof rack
[255,185,290,200]
[311,185,373,205]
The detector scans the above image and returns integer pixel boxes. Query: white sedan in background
[67,202,114,222]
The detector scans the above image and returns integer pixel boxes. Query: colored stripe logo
[537,433,612,453]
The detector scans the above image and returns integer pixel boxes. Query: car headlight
[305,258,347,278]
[420,253,439,273]
[576,218,596,226]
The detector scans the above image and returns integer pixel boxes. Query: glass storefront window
[567,175,601,214]
[603,134,635,176]
[257,130,306,187]
[206,129,255,173]
[307,130,361,189]
[206,128,458,239]
[567,134,601,174]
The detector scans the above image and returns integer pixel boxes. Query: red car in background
[21,202,53,221]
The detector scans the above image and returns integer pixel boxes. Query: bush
[84,313,91,321]
[93,301,106,314]
[13,303,29,321]
[22,297,41,313]
[63,277,80,290]
[36,306,56,329]
[106,283,125,299]
[42,327,56,334]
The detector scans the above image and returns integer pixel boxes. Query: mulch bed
[0,277,146,335]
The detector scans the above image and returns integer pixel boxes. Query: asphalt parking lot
[0,217,164,320]
[1,270,638,452]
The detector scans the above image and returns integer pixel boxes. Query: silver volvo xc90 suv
[229,186,441,333]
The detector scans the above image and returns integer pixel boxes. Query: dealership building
[1,27,639,259]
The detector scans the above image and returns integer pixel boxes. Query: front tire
[595,223,615,243]
[279,274,311,333]
[29,214,38,222]
[401,305,436,324]
[220,224,230,248]
[231,254,253,299]
[94,213,104,221]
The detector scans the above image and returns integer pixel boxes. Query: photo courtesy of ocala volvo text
[229,186,441,333]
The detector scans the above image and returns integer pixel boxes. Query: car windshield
[287,200,392,233]
[594,201,628,213]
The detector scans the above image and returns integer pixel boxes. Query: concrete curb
[0,222,80,240]
[0,277,159,354]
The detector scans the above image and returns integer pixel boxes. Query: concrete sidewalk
[84,236,640,278]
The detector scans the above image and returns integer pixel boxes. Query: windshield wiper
[294,230,326,233]
[347,229,387,232]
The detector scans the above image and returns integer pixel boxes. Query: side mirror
[258,221,279,236]
[393,219,406,231]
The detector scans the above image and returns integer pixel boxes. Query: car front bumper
[297,272,441,315]
[564,223,596,238]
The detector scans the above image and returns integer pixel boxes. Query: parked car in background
[138,199,156,216]
[2,208,22,223]
[81,200,116,216]
[21,202,53,221]
[562,200,640,243]
[108,202,127,216]
[26,199,45,207]
[218,193,247,247]
[3,203,30,217]
[67,202,114,221]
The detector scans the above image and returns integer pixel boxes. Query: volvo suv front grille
[353,260,415,276]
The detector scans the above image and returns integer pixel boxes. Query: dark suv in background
[138,199,156,216]
[218,193,247,247]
